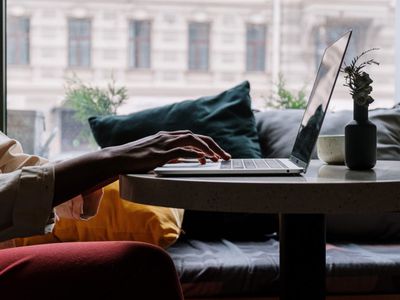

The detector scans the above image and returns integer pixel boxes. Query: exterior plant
[341,48,379,107]
[64,75,128,145]
[267,74,307,109]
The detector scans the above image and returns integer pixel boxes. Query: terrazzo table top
[119,160,400,214]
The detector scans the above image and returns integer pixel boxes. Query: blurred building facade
[6,0,396,157]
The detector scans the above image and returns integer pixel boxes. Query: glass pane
[131,20,151,68]
[315,24,365,68]
[5,0,395,159]
[68,18,91,67]
[188,22,210,71]
[246,24,266,71]
[7,17,29,65]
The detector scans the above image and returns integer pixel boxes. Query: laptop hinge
[289,155,308,172]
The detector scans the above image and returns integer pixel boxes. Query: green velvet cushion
[89,81,261,158]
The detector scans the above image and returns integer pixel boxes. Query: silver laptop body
[154,31,352,176]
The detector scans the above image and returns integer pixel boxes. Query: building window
[246,24,266,72]
[188,22,210,71]
[7,16,30,65]
[315,24,365,69]
[68,18,91,67]
[129,20,151,69]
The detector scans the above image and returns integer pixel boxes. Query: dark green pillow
[88,81,261,158]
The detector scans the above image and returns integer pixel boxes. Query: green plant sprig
[341,48,379,107]
[65,75,128,122]
[266,73,307,109]
[64,74,129,146]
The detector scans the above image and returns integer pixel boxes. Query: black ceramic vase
[345,102,377,170]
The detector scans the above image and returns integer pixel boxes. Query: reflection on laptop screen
[290,31,351,167]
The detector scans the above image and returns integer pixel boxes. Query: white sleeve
[0,164,55,242]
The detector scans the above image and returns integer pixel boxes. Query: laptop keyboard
[220,159,289,170]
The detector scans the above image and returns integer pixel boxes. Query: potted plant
[341,48,379,170]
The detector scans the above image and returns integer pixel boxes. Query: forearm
[53,148,119,207]
[52,131,231,208]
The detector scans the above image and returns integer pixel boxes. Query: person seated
[0,130,230,299]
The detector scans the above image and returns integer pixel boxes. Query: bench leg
[279,214,326,300]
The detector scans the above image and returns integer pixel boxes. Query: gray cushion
[169,237,400,297]
[255,104,400,241]
[255,104,400,160]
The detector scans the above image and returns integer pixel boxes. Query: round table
[120,160,400,300]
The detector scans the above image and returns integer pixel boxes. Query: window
[246,24,266,72]
[3,1,395,159]
[68,18,91,67]
[315,24,365,69]
[188,22,210,71]
[129,20,151,69]
[7,16,30,65]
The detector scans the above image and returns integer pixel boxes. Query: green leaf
[63,74,129,144]
[266,74,307,109]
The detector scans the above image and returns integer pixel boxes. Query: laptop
[154,30,352,176]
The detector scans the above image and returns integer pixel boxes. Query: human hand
[109,130,231,174]
[53,130,231,206]
[55,188,103,221]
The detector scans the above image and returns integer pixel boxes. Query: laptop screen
[290,31,351,170]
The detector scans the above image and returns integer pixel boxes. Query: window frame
[396,0,400,103]
[128,19,152,69]
[67,17,92,68]
[1,0,6,133]
[7,15,30,66]
[188,21,210,72]
[245,23,267,72]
